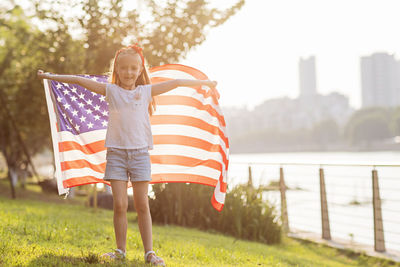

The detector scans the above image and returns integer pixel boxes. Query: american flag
[43,64,229,211]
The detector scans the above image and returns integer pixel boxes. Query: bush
[149,183,282,244]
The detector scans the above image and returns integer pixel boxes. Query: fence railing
[229,162,400,253]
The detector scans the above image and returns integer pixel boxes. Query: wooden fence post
[248,165,253,187]
[319,168,331,240]
[280,167,289,232]
[372,169,385,252]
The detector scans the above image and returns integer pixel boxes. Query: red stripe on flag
[150,155,221,171]
[151,173,217,186]
[61,159,106,172]
[59,140,106,154]
[63,176,110,187]
[217,172,227,193]
[211,193,224,212]
[63,174,219,188]
[150,64,208,80]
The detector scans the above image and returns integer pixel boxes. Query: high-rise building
[361,53,400,108]
[299,56,317,97]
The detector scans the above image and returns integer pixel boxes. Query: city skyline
[299,56,317,98]
[361,52,400,108]
[180,0,400,110]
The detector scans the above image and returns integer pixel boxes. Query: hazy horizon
[180,0,400,110]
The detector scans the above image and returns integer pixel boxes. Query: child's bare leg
[133,181,152,252]
[110,180,128,252]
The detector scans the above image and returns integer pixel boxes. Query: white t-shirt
[105,83,153,149]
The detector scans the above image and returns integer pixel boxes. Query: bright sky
[13,0,400,109]
[179,0,400,109]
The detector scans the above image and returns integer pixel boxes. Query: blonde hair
[109,47,156,115]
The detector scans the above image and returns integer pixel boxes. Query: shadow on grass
[293,238,400,267]
[0,178,85,205]
[27,253,150,267]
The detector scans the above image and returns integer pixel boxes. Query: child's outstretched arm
[37,70,106,96]
[151,79,217,96]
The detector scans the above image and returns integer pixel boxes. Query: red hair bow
[114,43,145,67]
[127,43,145,67]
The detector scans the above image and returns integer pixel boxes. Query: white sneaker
[101,248,126,260]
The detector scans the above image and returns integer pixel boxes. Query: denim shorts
[104,147,151,183]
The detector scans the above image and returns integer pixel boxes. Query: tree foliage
[33,0,245,73]
[312,119,340,145]
[142,0,244,66]
[0,0,244,192]
[0,4,86,196]
[149,183,282,244]
[391,107,400,136]
[344,107,392,144]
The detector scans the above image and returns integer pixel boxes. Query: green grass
[0,179,399,266]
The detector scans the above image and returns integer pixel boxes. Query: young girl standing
[37,44,217,266]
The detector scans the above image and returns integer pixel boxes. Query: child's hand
[37,70,50,80]
[204,80,217,88]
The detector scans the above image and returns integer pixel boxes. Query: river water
[229,151,400,252]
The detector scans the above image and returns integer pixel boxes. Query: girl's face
[116,53,143,90]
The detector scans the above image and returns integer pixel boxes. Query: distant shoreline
[229,142,400,154]
[229,148,400,154]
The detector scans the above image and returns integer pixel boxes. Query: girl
[37,44,217,266]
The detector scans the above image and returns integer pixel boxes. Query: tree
[344,107,392,145]
[0,5,51,197]
[391,107,400,136]
[312,119,340,148]
[33,0,245,72]
[1,0,245,196]
[0,4,85,197]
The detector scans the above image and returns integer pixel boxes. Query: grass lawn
[0,178,398,266]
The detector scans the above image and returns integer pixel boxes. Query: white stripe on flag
[60,150,106,165]
[151,164,220,179]
[62,168,105,180]
[150,144,224,162]
[152,125,228,152]
[43,80,68,195]
[213,180,226,203]
[58,129,107,144]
